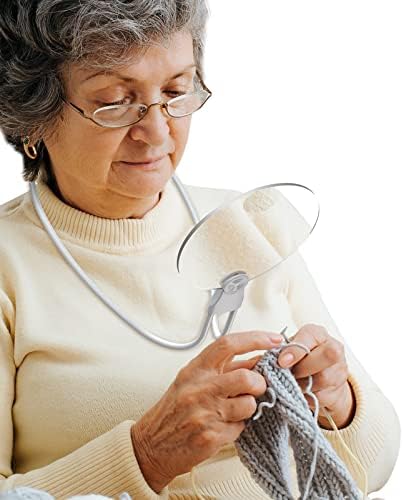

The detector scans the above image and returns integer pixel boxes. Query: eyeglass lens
[93,89,210,127]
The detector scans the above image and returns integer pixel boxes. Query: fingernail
[280,353,294,367]
[270,334,283,343]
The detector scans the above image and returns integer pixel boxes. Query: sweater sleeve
[0,289,169,500]
[284,250,401,494]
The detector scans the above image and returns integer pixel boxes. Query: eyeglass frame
[62,69,212,129]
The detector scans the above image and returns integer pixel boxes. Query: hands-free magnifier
[30,177,319,350]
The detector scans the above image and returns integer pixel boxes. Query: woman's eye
[100,97,132,107]
[164,90,188,98]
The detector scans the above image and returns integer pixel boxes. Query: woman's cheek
[171,117,192,167]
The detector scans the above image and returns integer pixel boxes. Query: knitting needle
[279,325,289,344]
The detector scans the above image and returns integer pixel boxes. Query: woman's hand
[277,323,356,430]
[130,330,284,493]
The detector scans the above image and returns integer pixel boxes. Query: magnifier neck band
[28,175,224,350]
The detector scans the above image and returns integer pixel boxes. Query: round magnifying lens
[177,183,319,290]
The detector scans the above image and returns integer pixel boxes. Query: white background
[0,0,401,497]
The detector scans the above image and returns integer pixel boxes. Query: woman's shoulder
[0,191,31,258]
[0,191,27,222]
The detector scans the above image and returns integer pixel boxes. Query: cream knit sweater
[0,178,400,499]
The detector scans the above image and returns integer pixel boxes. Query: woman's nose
[127,103,170,146]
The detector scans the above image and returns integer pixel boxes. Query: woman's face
[45,31,195,219]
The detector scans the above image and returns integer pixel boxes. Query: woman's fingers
[277,324,345,373]
[291,341,346,379]
[296,362,349,393]
[220,395,259,422]
[277,324,328,368]
[223,354,263,373]
[198,330,283,372]
[211,368,268,399]
[217,420,246,444]
[304,380,348,412]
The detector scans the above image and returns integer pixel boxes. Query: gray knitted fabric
[235,348,362,500]
[0,488,132,500]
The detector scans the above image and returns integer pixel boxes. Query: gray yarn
[235,347,362,500]
[0,489,54,500]
[0,488,131,500]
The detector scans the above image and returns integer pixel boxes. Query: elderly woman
[0,1,400,499]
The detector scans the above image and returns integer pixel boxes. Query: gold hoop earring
[22,136,38,160]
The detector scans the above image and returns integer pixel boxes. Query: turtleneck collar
[22,178,193,254]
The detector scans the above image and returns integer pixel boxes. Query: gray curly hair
[0,0,209,184]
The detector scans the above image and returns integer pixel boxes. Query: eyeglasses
[64,70,212,129]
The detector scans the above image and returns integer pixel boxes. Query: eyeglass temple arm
[196,69,212,95]
[61,97,89,119]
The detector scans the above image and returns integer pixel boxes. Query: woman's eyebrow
[82,64,196,84]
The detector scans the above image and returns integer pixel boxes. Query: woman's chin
[109,160,173,198]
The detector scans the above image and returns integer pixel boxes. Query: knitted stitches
[235,347,362,500]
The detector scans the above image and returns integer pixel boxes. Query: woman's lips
[116,156,166,171]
